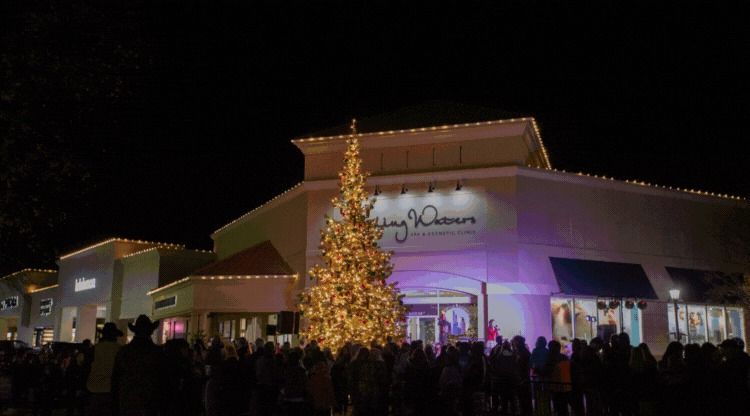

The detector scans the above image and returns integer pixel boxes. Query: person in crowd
[349,347,389,416]
[658,341,687,416]
[330,346,350,415]
[530,336,551,416]
[489,340,518,415]
[438,346,462,415]
[510,336,532,416]
[206,342,244,416]
[163,339,195,416]
[63,350,89,416]
[86,322,124,416]
[403,348,430,415]
[461,341,487,416]
[307,352,336,416]
[254,341,281,415]
[280,348,308,416]
[543,340,571,416]
[111,314,167,416]
[628,343,658,416]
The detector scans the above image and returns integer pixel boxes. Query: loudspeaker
[278,311,299,334]
[265,324,277,335]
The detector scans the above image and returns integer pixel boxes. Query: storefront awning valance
[550,257,658,299]
[664,267,741,303]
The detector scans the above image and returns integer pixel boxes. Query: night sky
[1,1,748,274]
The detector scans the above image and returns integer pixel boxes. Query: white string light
[146,274,298,296]
[29,284,59,294]
[213,182,305,235]
[60,238,186,260]
[1,268,57,280]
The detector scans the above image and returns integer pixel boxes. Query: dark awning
[550,257,658,299]
[664,267,741,303]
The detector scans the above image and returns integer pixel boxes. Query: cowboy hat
[97,322,124,338]
[128,314,160,336]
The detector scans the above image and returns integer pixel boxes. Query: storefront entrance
[403,288,478,345]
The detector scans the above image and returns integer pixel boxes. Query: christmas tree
[299,119,406,352]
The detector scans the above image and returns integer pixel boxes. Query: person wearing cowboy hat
[111,315,168,416]
[86,322,124,415]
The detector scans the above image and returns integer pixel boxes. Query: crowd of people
[1,314,748,416]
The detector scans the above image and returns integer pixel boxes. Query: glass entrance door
[407,316,437,345]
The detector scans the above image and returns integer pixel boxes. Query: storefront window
[667,303,688,343]
[597,302,620,343]
[574,299,598,342]
[551,297,573,344]
[621,305,643,346]
[707,306,726,345]
[686,304,707,344]
[726,307,745,341]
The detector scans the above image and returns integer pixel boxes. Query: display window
[686,304,707,344]
[552,296,642,347]
[726,307,745,341]
[668,304,744,345]
[707,306,726,344]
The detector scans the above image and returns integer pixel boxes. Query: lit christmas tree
[299,119,406,352]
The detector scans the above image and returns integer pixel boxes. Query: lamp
[374,185,381,196]
[669,288,681,343]
[455,180,463,191]
[428,182,435,192]
[401,185,408,194]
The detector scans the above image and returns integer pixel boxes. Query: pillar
[0,319,8,341]
[76,305,98,343]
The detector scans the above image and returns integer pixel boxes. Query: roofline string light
[60,238,185,260]
[1,268,57,280]
[292,117,553,171]
[213,182,305,235]
[121,246,213,260]
[529,166,746,201]
[146,274,299,296]
[29,284,59,294]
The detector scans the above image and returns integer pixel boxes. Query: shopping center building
[192,113,748,353]
[3,110,748,354]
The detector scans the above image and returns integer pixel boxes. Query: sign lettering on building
[0,296,18,311]
[74,277,96,292]
[355,194,486,247]
[40,298,53,316]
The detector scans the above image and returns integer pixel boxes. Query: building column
[478,282,487,341]
[0,318,8,341]
[77,305,98,343]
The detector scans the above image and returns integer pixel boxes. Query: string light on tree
[298,119,407,353]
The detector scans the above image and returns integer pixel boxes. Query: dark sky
[2,0,749,273]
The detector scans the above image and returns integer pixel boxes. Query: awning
[549,257,658,299]
[664,267,741,303]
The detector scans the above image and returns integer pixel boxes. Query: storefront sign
[40,298,53,316]
[74,277,96,292]
[0,296,18,310]
[154,296,177,310]
[365,194,485,246]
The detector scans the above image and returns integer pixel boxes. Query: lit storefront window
[668,303,744,345]
[552,297,643,347]
[726,307,745,341]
